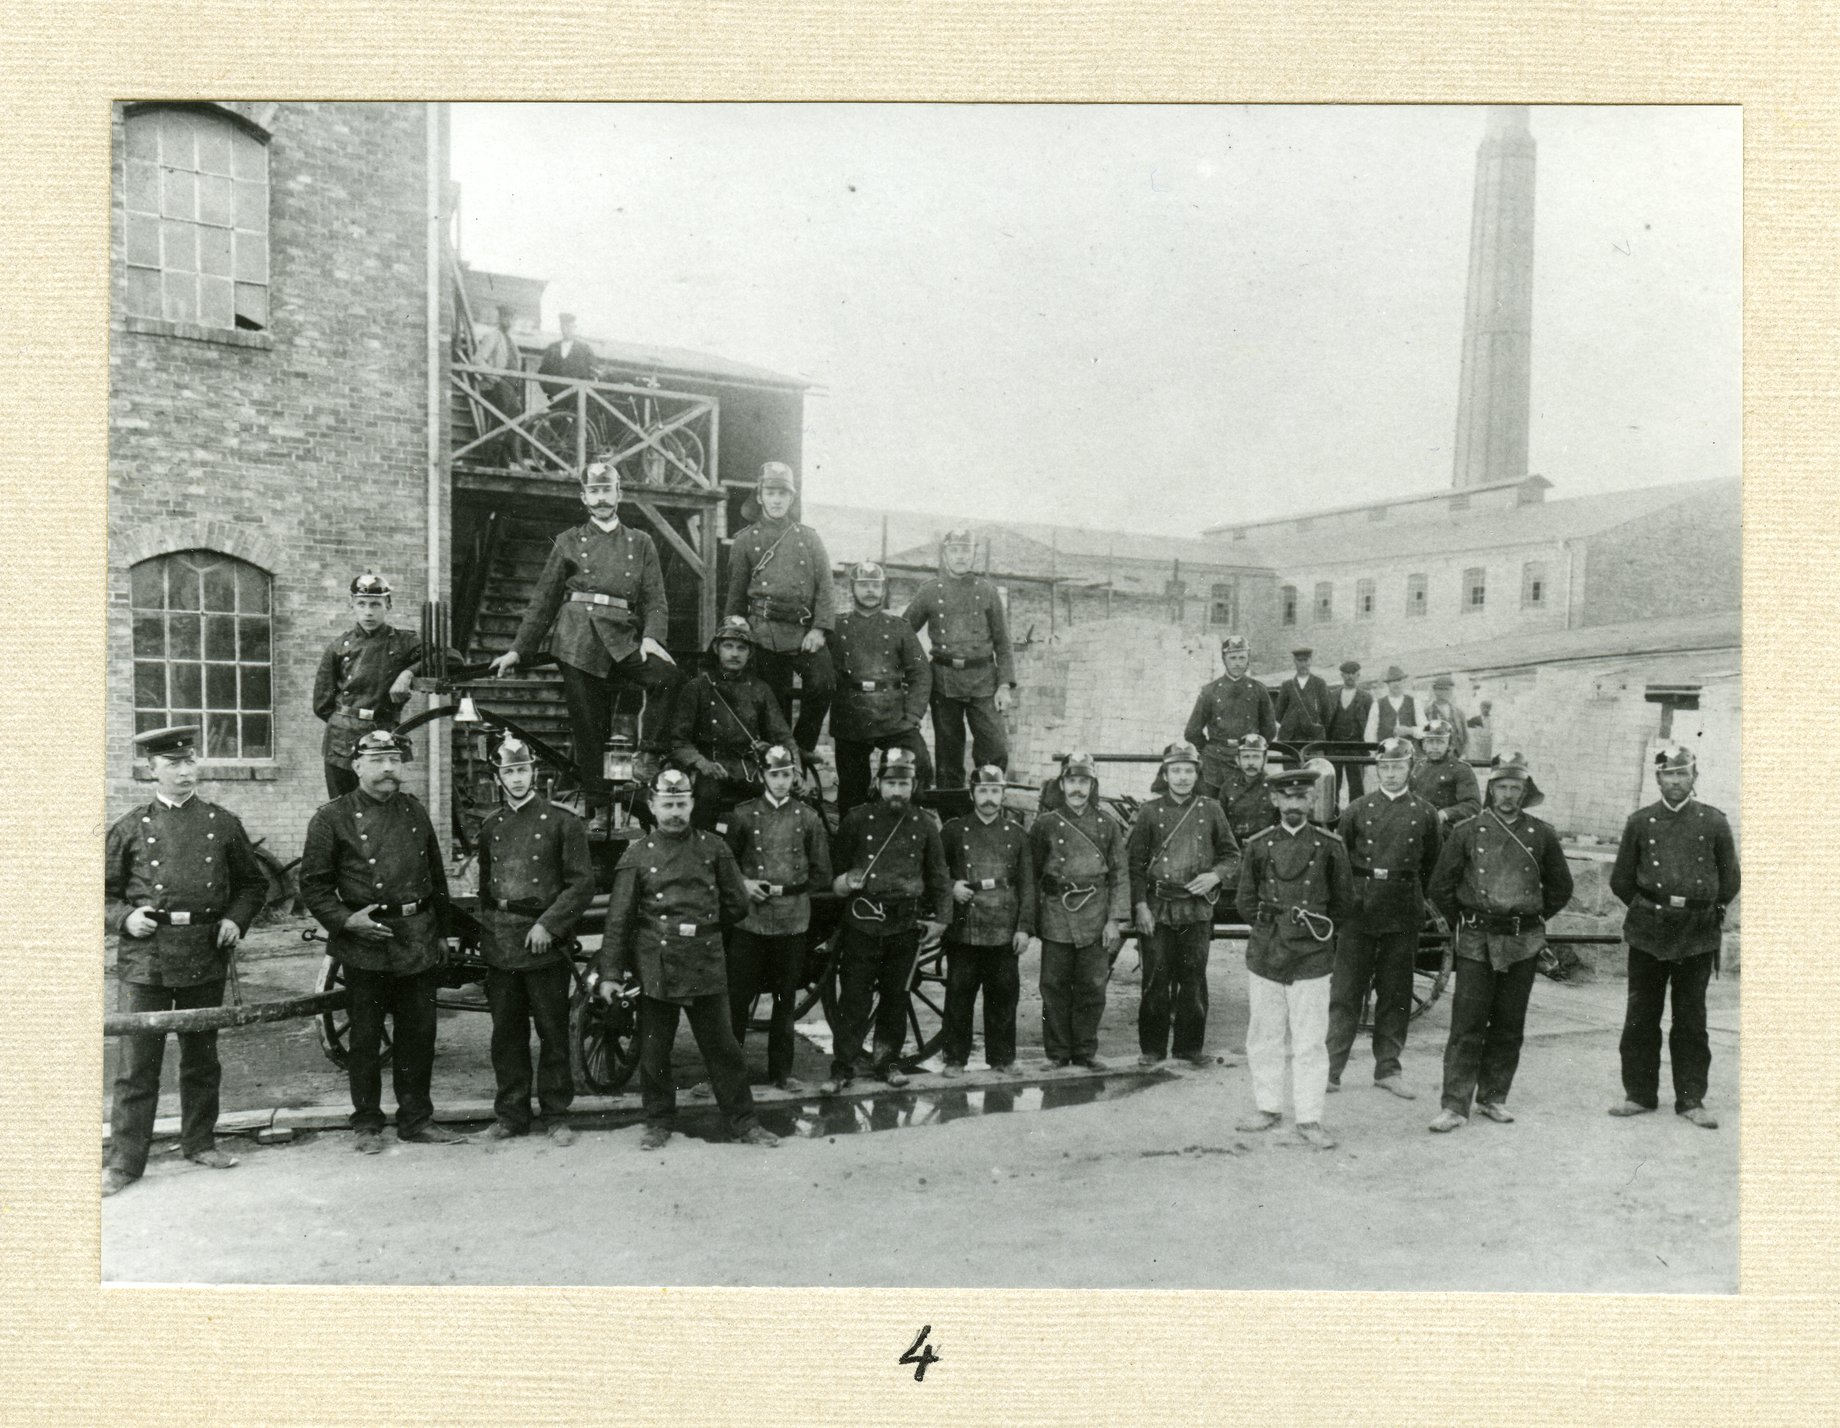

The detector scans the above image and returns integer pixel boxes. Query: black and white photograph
[101,100,1741,1292]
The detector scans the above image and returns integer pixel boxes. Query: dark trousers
[344,963,440,1136]
[1138,920,1211,1059]
[1619,946,1715,1111]
[557,653,682,801]
[482,377,525,465]
[1337,762,1366,802]
[637,992,757,1134]
[942,940,1021,1068]
[692,770,755,831]
[325,762,359,799]
[929,692,1008,788]
[830,923,921,1077]
[726,928,806,1082]
[1440,954,1538,1115]
[484,961,574,1130]
[1040,939,1111,1061]
[107,978,225,1177]
[1326,924,1416,1082]
[752,644,836,757]
[833,728,933,816]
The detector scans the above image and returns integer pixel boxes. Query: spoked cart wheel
[782,927,950,1072]
[314,953,389,1070]
[570,979,642,1094]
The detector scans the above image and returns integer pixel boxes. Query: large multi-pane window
[1406,573,1428,616]
[1463,566,1487,613]
[132,551,274,759]
[1522,560,1548,608]
[1356,577,1376,619]
[1209,582,1238,628]
[1281,585,1298,626]
[1313,581,1334,623]
[123,105,270,331]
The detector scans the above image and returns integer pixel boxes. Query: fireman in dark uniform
[312,571,422,799]
[723,462,837,764]
[1217,733,1280,844]
[724,744,832,1092]
[490,462,680,837]
[1426,753,1575,1133]
[822,747,952,1092]
[1235,767,1356,1150]
[1029,751,1130,1071]
[300,729,468,1154]
[903,528,1017,788]
[1325,736,1442,1099]
[1127,741,1240,1069]
[103,726,268,1196]
[1274,647,1334,744]
[1183,634,1277,798]
[828,560,933,815]
[1409,718,1481,829]
[1607,743,1740,1130]
[475,735,595,1145]
[669,615,793,831]
[592,768,780,1151]
[939,764,1036,1077]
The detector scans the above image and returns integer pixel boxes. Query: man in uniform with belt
[1364,665,1420,745]
[1325,736,1442,1100]
[103,726,268,1196]
[1217,733,1280,845]
[724,461,836,766]
[823,747,951,1092]
[1183,634,1276,799]
[1127,741,1240,1070]
[939,764,1035,1078]
[1235,767,1355,1150]
[593,769,780,1150]
[300,730,468,1153]
[1029,751,1129,1071]
[724,743,832,1092]
[1275,646,1334,745]
[1607,743,1740,1130]
[1326,659,1373,802]
[828,560,933,815]
[475,735,595,1145]
[903,529,1017,789]
[312,571,422,799]
[1426,753,1574,1133]
[1409,718,1480,829]
[669,615,793,831]
[490,461,680,837]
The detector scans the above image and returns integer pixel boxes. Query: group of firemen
[103,459,1740,1195]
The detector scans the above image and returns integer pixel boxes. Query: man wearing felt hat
[103,727,269,1196]
[1216,733,1280,844]
[903,528,1017,789]
[299,729,467,1153]
[1409,718,1481,828]
[1234,764,1356,1150]
[668,615,794,831]
[938,764,1036,1077]
[1363,666,1420,745]
[724,462,837,765]
[1425,751,1574,1133]
[1424,675,1469,760]
[1325,736,1442,1100]
[312,571,424,800]
[828,559,934,816]
[491,461,681,838]
[1126,741,1240,1069]
[1275,647,1334,745]
[1607,743,1740,1130]
[722,743,832,1092]
[1184,635,1276,799]
[593,767,780,1150]
[1326,659,1374,801]
[475,735,595,1145]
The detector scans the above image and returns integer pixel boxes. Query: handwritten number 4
[900,1325,940,1382]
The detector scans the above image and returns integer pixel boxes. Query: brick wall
[109,102,447,861]
[1578,481,1742,628]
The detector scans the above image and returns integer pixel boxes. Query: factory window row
[1280,560,1551,627]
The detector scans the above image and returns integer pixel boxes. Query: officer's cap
[580,460,618,491]
[970,764,1006,789]
[350,571,392,598]
[757,461,796,493]
[1291,646,1313,660]
[761,743,799,773]
[709,614,756,649]
[1421,718,1455,740]
[353,729,412,761]
[1383,665,1407,683]
[851,561,887,584]
[492,734,534,770]
[1237,733,1268,754]
[651,767,695,797]
[877,747,918,781]
[1654,743,1697,774]
[1221,635,1249,654]
[1339,659,1361,675]
[1265,767,1321,794]
[135,725,199,760]
[1375,736,1415,763]
[1160,740,1202,769]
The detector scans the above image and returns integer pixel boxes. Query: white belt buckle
[1372,868,1389,881]
[402,900,420,916]
[358,707,375,720]
[860,681,875,691]
[677,922,697,937]
[1668,895,1686,908]
[169,911,193,926]
[977,878,998,890]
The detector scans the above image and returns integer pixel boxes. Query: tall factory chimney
[1451,105,1537,490]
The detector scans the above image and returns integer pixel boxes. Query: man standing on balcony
[490,462,680,838]
[723,462,836,770]
[1275,647,1333,745]
[1184,635,1276,799]
[903,529,1016,789]
[472,303,524,468]
[312,572,421,800]
[537,312,598,453]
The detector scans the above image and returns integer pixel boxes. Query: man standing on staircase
[724,462,837,770]
[490,461,680,838]
[903,528,1016,789]
[312,572,422,800]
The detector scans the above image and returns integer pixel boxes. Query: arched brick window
[131,551,273,759]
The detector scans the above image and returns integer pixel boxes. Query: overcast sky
[450,104,1740,535]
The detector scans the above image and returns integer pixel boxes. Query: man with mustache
[903,528,1017,789]
[828,560,933,816]
[1184,634,1276,800]
[311,571,421,799]
[938,764,1035,1078]
[103,726,268,1196]
[300,730,468,1154]
[668,615,792,831]
[1216,733,1280,845]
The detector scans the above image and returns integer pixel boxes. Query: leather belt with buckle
[656,916,714,937]
[849,678,902,692]
[931,652,994,671]
[354,898,425,918]
[758,881,808,898]
[149,908,222,927]
[1353,866,1392,881]
[489,897,549,916]
[569,592,632,610]
[969,876,1011,892]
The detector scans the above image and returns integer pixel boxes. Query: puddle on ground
[677,1072,1173,1142]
